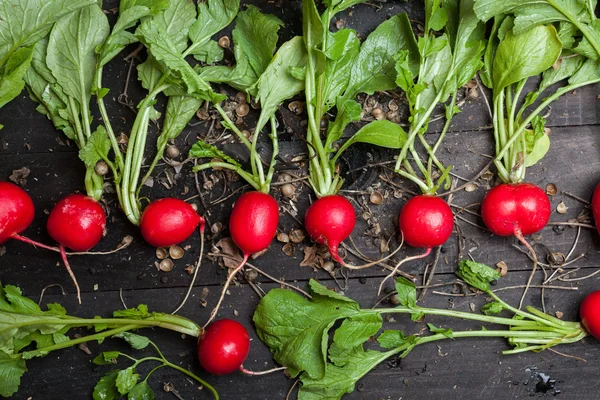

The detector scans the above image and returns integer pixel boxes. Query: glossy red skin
[305,195,356,262]
[47,194,106,252]
[481,183,551,236]
[140,198,201,247]
[229,192,279,255]
[580,290,600,339]
[399,195,454,248]
[197,319,250,375]
[0,182,35,244]
[592,183,600,236]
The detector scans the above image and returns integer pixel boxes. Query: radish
[580,290,600,339]
[140,198,204,248]
[379,195,454,295]
[304,195,355,264]
[481,183,551,308]
[592,183,600,236]
[197,319,251,375]
[0,181,57,251]
[47,194,107,304]
[204,192,279,327]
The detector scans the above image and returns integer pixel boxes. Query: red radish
[481,183,551,237]
[229,191,279,255]
[399,195,454,248]
[47,194,107,304]
[0,181,57,251]
[592,183,600,235]
[481,183,551,308]
[204,192,279,328]
[140,198,204,247]
[197,319,250,375]
[379,195,454,295]
[580,290,600,339]
[305,195,355,264]
[47,194,106,252]
[0,181,35,244]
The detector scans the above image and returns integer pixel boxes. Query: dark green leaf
[128,381,155,400]
[456,260,501,292]
[117,367,139,395]
[188,0,239,48]
[377,330,417,350]
[191,40,224,64]
[322,29,360,111]
[332,314,382,350]
[334,120,408,161]
[492,25,562,94]
[569,58,600,85]
[0,46,34,108]
[481,302,505,316]
[156,96,203,154]
[189,141,241,168]
[79,126,111,168]
[324,99,362,151]
[0,352,26,397]
[427,323,453,338]
[93,370,120,400]
[93,351,120,365]
[394,277,417,308]
[253,279,359,379]
[151,0,196,52]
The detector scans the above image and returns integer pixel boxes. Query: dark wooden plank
[14,271,599,399]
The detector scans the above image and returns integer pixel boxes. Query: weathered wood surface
[1,0,599,399]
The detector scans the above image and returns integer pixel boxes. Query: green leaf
[0,352,26,397]
[325,99,362,152]
[136,19,214,100]
[0,46,34,108]
[334,120,408,161]
[568,58,600,85]
[456,260,501,292]
[46,3,110,104]
[93,351,120,365]
[117,367,139,395]
[394,277,417,308]
[425,0,448,32]
[492,25,562,95]
[113,305,150,320]
[253,279,359,379]
[574,20,600,60]
[253,36,307,134]
[93,370,120,400]
[189,140,242,168]
[322,29,361,112]
[329,0,370,14]
[114,332,150,350]
[332,314,382,351]
[79,126,111,168]
[377,330,415,350]
[0,0,97,66]
[151,0,196,53]
[427,323,453,338]
[344,13,419,101]
[191,40,224,64]
[522,117,550,167]
[481,302,505,316]
[128,381,155,400]
[188,0,240,48]
[157,96,203,154]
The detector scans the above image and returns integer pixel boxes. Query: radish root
[203,253,249,329]
[172,227,205,315]
[59,245,81,304]
[12,234,59,252]
[342,234,404,270]
[239,365,287,376]
[378,247,432,296]
[515,228,538,310]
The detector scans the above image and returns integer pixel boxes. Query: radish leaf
[427,323,453,338]
[116,366,140,394]
[114,332,150,350]
[93,370,120,400]
[333,120,408,162]
[127,381,155,400]
[456,260,501,292]
[93,351,120,365]
[79,126,111,168]
[0,352,26,397]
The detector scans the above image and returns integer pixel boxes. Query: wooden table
[1,1,599,399]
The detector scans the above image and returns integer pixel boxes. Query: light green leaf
[322,29,360,111]
[334,120,408,160]
[253,279,359,379]
[394,277,417,308]
[377,330,416,350]
[151,0,196,52]
[522,118,550,167]
[253,36,307,134]
[568,58,600,85]
[128,381,155,400]
[425,0,448,32]
[0,0,97,66]
[116,367,139,395]
[156,96,203,155]
[427,323,453,338]
[0,46,34,108]
[189,140,242,168]
[325,99,362,152]
[329,0,370,14]
[79,126,111,168]
[46,4,110,104]
[456,260,501,292]
[481,302,505,315]
[344,13,419,100]
[114,332,150,350]
[191,40,224,64]
[0,352,26,397]
[93,370,120,400]
[92,351,120,365]
[492,25,562,94]
[113,305,150,319]
[188,0,240,48]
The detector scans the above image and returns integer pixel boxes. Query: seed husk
[94,161,109,176]
[166,145,180,159]
[235,92,247,103]
[277,232,290,243]
[371,108,385,120]
[546,183,558,196]
[322,261,335,273]
[282,243,295,256]
[370,191,383,205]
[211,222,223,234]
[288,101,304,115]
[281,183,295,198]
[236,103,249,117]
[289,229,306,243]
[169,245,184,260]
[218,36,230,48]
[159,258,174,272]
[156,247,168,260]
[557,201,568,214]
